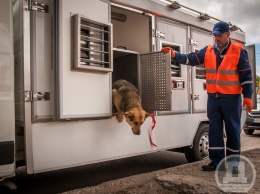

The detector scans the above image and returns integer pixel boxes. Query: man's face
[213,32,230,50]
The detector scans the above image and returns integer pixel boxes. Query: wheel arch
[184,120,210,162]
[189,120,209,148]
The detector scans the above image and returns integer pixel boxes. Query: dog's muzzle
[132,128,140,135]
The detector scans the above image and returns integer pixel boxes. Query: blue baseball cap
[212,21,229,35]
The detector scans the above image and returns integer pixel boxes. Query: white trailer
[0,0,251,180]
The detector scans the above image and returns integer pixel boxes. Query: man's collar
[213,39,230,52]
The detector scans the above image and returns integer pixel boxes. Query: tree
[256,75,260,88]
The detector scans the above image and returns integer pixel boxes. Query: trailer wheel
[243,128,254,135]
[184,123,209,163]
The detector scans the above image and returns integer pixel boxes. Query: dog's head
[125,108,151,135]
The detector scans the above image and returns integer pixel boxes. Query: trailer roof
[111,0,245,43]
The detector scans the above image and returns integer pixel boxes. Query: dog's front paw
[116,114,124,123]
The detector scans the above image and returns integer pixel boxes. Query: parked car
[257,94,260,103]
[243,110,260,135]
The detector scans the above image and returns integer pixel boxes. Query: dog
[112,79,150,135]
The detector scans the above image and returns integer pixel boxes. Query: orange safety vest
[205,42,242,94]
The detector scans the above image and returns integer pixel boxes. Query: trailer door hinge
[25,0,49,13]
[172,79,185,90]
[189,39,198,46]
[25,91,50,102]
[153,30,165,39]
[193,94,200,100]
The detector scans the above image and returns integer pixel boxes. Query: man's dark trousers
[207,94,242,166]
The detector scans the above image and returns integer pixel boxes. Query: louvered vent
[71,14,112,72]
[171,61,180,77]
[196,66,206,79]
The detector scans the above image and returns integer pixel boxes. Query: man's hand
[161,47,175,58]
[243,98,253,112]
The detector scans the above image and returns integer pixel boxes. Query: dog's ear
[145,112,151,118]
[125,111,134,121]
[125,111,134,116]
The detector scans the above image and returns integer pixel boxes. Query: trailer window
[162,44,181,78]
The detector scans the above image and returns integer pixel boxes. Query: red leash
[149,111,157,147]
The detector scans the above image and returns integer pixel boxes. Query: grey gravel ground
[62,148,260,194]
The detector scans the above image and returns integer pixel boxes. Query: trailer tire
[184,123,209,163]
[243,128,254,135]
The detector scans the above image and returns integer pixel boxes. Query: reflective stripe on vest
[205,42,242,94]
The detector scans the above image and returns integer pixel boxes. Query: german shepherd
[112,79,150,135]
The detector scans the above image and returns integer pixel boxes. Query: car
[257,94,260,103]
[243,110,260,135]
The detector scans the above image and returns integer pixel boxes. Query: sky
[173,0,260,75]
[176,0,260,45]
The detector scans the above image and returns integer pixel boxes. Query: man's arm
[173,46,208,66]
[238,49,253,99]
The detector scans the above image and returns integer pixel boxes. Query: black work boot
[202,162,216,171]
[232,166,239,175]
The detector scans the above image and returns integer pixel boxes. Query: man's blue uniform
[173,39,253,166]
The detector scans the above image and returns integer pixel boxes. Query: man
[161,21,253,172]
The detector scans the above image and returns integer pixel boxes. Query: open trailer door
[246,44,256,109]
[140,52,172,112]
[13,0,56,173]
[0,0,15,178]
